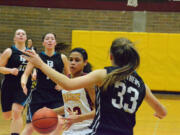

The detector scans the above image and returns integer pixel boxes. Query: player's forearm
[77,110,95,122]
[0,67,12,74]
[21,73,29,86]
[39,62,71,89]
[145,84,167,119]
[150,99,167,118]
[53,106,65,115]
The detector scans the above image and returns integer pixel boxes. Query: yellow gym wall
[72,30,180,92]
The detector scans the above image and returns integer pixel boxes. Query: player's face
[69,52,86,76]
[14,29,27,44]
[27,39,32,47]
[43,33,56,50]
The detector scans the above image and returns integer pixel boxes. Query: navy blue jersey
[1,45,32,112]
[89,66,146,135]
[31,52,64,103]
[4,45,29,82]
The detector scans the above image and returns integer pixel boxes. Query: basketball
[32,107,58,134]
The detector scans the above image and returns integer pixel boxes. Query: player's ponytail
[102,38,140,91]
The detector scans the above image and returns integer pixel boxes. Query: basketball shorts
[1,79,30,112]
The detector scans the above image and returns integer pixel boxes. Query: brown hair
[102,38,140,91]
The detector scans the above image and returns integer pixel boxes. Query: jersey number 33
[112,82,139,114]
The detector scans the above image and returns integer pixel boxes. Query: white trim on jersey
[21,89,32,106]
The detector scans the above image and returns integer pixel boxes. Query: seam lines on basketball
[33,117,58,129]
[33,122,57,129]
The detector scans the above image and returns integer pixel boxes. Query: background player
[26,38,37,52]
[0,29,32,135]
[21,32,70,135]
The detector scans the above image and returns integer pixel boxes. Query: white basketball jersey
[62,88,93,130]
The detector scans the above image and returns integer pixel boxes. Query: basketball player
[27,38,37,82]
[23,37,167,135]
[55,48,95,135]
[0,29,32,135]
[21,33,70,135]
[27,38,37,52]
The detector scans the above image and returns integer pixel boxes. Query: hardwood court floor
[0,94,179,135]
[134,94,180,135]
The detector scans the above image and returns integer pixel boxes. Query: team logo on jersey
[46,60,54,79]
[47,60,54,68]
[20,55,26,63]
[63,93,81,102]
[19,55,27,71]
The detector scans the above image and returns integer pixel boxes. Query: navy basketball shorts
[1,80,29,112]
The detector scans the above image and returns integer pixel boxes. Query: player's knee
[12,103,24,120]
[12,109,22,120]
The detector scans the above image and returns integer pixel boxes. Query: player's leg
[21,104,34,135]
[21,123,34,135]
[11,83,30,135]
[10,103,24,135]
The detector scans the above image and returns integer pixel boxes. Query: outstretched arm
[144,84,167,119]
[54,54,71,91]
[23,50,106,90]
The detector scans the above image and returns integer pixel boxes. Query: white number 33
[112,82,139,113]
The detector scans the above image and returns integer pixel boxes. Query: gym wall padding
[72,30,180,91]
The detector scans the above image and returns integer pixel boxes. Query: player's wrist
[9,68,14,75]
[39,62,46,70]
[75,115,84,122]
